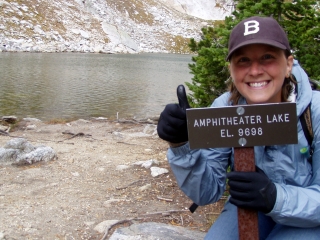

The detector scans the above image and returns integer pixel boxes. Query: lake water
[0,52,193,121]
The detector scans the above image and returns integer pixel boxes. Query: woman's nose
[249,61,263,76]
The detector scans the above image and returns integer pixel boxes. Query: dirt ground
[0,118,226,239]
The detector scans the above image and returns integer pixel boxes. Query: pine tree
[283,1,320,79]
[187,0,320,107]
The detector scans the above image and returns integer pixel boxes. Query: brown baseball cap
[227,16,291,60]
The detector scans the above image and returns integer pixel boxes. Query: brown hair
[228,50,296,105]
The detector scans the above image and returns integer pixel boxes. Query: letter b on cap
[244,20,259,36]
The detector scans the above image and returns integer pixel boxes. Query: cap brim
[227,39,287,60]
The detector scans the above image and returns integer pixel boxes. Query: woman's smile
[248,81,269,88]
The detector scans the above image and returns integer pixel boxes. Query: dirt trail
[0,118,225,239]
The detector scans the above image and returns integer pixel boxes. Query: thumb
[177,84,191,111]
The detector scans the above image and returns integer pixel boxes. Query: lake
[0,52,193,121]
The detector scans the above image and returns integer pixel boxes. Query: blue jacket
[167,60,320,227]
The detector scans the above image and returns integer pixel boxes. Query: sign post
[186,103,297,240]
[234,147,259,240]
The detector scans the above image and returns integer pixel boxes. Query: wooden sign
[186,102,297,149]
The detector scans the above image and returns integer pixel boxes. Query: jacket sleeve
[166,92,232,206]
[167,143,231,205]
[267,92,320,227]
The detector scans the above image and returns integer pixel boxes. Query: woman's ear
[286,55,294,77]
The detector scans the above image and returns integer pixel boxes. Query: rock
[109,222,206,240]
[26,124,37,130]
[134,159,159,169]
[33,25,45,35]
[79,30,90,39]
[150,167,169,177]
[0,138,56,165]
[0,148,17,163]
[92,117,108,121]
[71,29,80,35]
[22,118,42,122]
[142,159,159,168]
[4,138,34,152]
[17,146,56,165]
[2,116,18,124]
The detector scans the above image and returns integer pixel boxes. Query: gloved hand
[157,85,191,143]
[227,166,277,213]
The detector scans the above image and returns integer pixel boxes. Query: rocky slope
[0,0,232,54]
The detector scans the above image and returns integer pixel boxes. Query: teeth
[249,82,268,87]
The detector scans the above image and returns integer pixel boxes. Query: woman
[157,16,320,239]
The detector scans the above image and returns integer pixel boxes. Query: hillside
[159,0,233,20]
[0,0,232,53]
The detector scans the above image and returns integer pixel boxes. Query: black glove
[157,85,191,143]
[227,166,277,213]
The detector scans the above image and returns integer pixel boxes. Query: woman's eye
[238,57,249,63]
[262,54,274,60]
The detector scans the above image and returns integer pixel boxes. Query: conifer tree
[187,0,320,107]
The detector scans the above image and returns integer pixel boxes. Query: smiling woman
[157,16,320,240]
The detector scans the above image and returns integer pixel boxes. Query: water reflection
[0,53,193,120]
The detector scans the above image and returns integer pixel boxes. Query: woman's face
[229,44,294,104]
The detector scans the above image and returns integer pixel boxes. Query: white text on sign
[194,114,290,138]
[193,113,290,128]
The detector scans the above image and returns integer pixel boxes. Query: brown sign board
[186,102,297,149]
